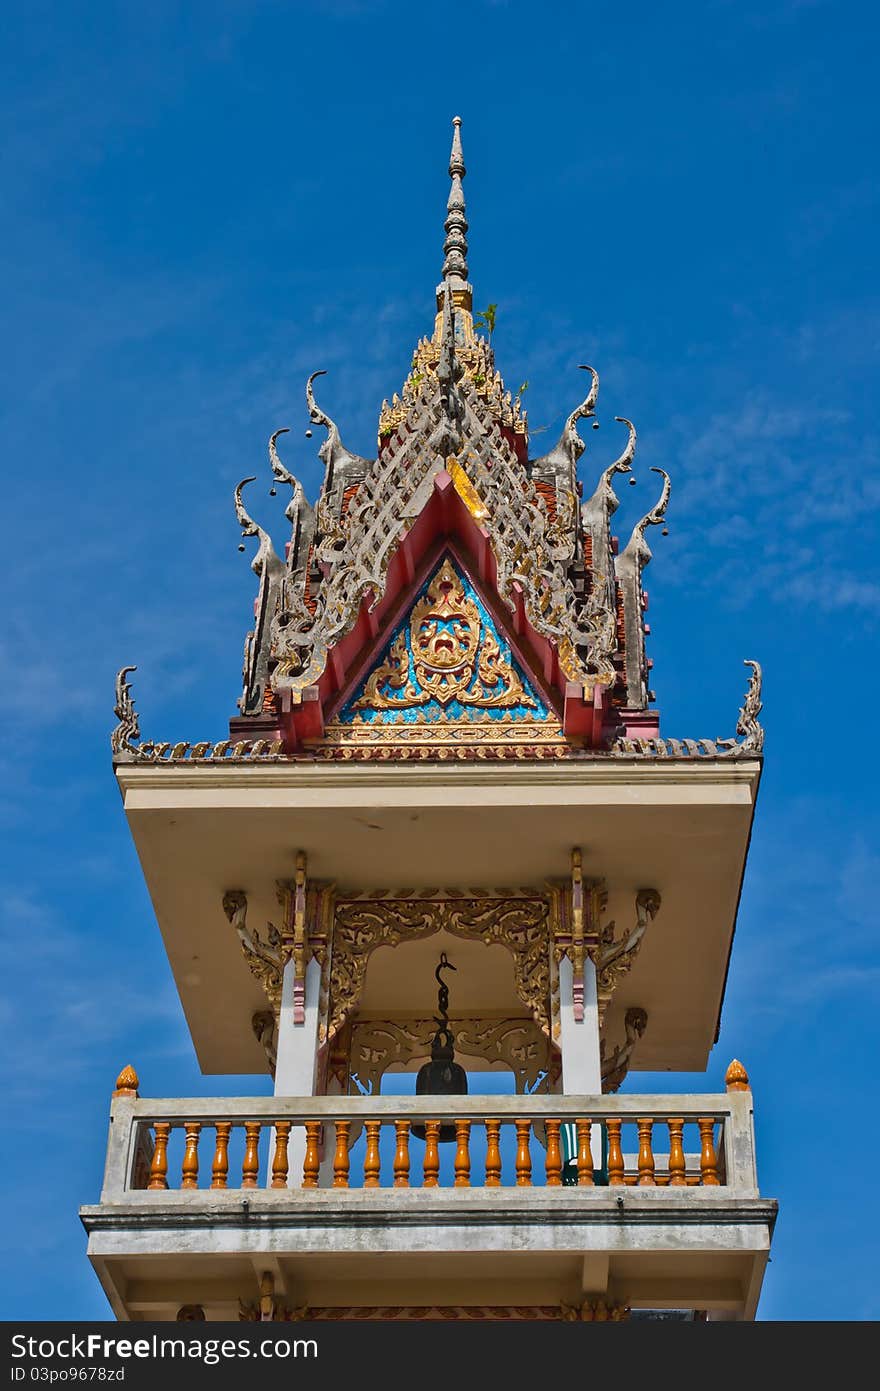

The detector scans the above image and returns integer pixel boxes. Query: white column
[558,955,602,1093]
[558,955,603,1170]
[274,955,322,1185]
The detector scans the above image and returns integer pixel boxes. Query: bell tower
[83,118,776,1323]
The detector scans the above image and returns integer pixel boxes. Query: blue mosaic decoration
[339,558,552,727]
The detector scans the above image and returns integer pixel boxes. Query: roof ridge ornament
[268,426,314,547]
[615,467,671,710]
[234,477,281,578]
[530,364,600,499]
[620,466,671,566]
[306,370,373,499]
[717,659,764,757]
[110,665,140,755]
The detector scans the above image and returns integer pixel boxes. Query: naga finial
[608,416,637,478]
[621,466,671,567]
[561,364,600,464]
[530,365,600,494]
[580,415,637,586]
[268,427,293,486]
[268,427,309,531]
[716,659,765,758]
[306,370,371,497]
[111,664,140,756]
[234,477,279,578]
[737,659,764,753]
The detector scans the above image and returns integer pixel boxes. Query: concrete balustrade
[84,1067,774,1322]
[98,1091,758,1202]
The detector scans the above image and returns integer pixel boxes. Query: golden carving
[448,456,489,521]
[560,1300,630,1322]
[348,1016,550,1095]
[378,321,528,444]
[320,719,565,752]
[353,559,534,714]
[328,892,551,1042]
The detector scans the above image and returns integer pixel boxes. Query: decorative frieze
[347,1016,550,1096]
[238,1272,629,1321]
[328,891,551,1042]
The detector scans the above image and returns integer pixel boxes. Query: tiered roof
[111,119,763,766]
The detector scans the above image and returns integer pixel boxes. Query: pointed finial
[113,1064,140,1097]
[439,116,472,312]
[725,1059,750,1091]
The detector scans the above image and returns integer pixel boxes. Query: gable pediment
[321,556,565,756]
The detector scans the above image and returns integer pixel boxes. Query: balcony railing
[100,1065,759,1202]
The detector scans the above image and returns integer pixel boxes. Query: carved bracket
[252,1010,277,1076]
[222,890,283,1013]
[595,889,660,1025]
[601,1006,648,1092]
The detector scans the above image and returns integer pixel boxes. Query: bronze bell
[413,953,467,1142]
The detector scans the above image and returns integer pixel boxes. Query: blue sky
[1,0,878,1320]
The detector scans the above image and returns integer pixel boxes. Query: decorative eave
[112,658,765,766]
[111,752,761,1074]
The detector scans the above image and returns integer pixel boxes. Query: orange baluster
[242,1123,261,1188]
[576,1119,594,1186]
[485,1120,502,1188]
[363,1121,381,1188]
[515,1120,532,1186]
[637,1119,655,1185]
[302,1122,321,1188]
[606,1119,624,1185]
[148,1123,170,1190]
[393,1120,410,1188]
[333,1121,351,1188]
[667,1119,686,1186]
[271,1121,290,1189]
[181,1122,201,1189]
[454,1120,471,1187]
[698,1118,720,1185]
[545,1120,563,1186]
[211,1122,231,1189]
[422,1122,440,1188]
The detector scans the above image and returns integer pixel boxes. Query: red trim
[279,471,603,752]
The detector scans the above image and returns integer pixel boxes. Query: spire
[438,116,473,313]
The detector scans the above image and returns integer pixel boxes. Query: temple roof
[111,118,763,767]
